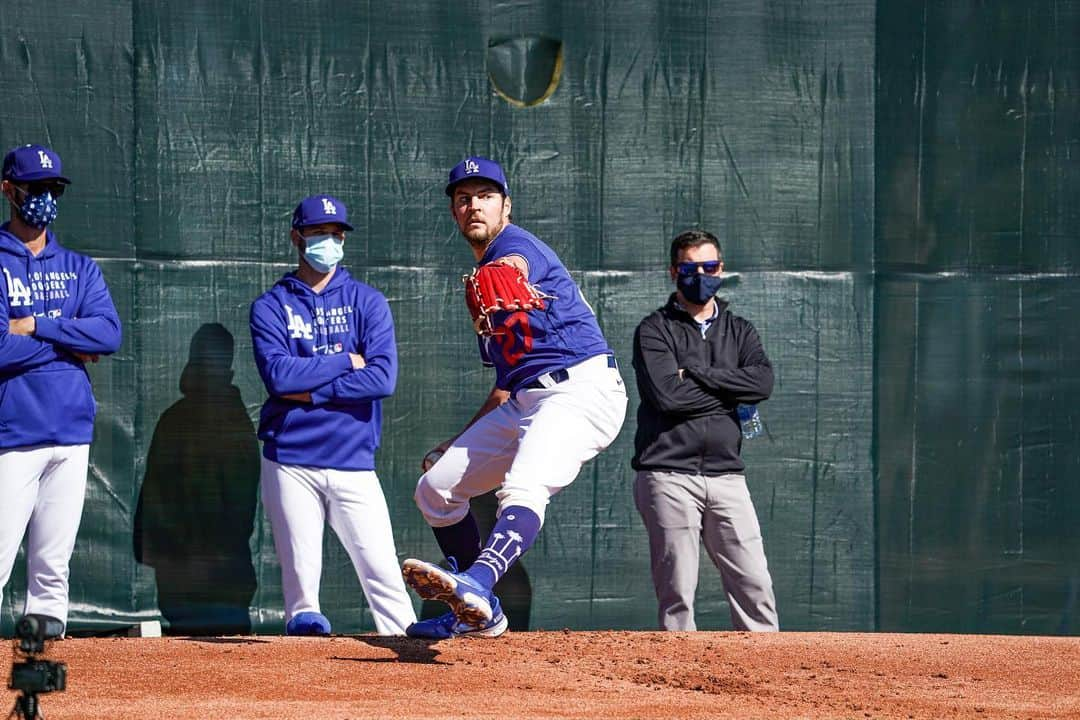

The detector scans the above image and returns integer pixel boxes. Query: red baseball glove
[463,261,548,335]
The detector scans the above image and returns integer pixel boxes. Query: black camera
[9,661,66,694]
[9,614,68,719]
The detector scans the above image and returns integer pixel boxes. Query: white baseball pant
[415,354,628,527]
[634,469,778,632]
[0,443,90,631]
[260,458,416,635]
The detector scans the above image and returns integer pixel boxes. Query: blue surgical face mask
[302,233,344,273]
[677,271,724,305]
[14,188,59,229]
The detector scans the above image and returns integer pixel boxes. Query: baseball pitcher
[402,157,627,639]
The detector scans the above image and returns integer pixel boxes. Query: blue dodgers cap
[291,194,354,231]
[445,156,510,196]
[2,144,72,184]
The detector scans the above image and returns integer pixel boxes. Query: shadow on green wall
[133,323,259,635]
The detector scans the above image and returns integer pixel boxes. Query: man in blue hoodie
[0,144,122,635]
[250,195,416,636]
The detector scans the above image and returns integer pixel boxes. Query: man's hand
[8,316,35,336]
[421,439,453,472]
[280,392,312,403]
[349,353,366,369]
[73,352,100,364]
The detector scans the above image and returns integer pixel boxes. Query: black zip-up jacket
[631,294,774,475]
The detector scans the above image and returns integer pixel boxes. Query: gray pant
[634,470,778,631]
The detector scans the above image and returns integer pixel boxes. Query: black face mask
[677,272,723,305]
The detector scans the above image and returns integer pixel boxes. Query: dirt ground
[2,631,1078,719]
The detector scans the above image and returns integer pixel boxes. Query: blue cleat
[286,611,331,636]
[401,558,496,629]
[405,596,508,639]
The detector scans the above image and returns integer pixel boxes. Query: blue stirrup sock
[432,512,482,570]
[464,505,541,590]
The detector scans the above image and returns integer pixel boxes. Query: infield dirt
[3,631,1077,719]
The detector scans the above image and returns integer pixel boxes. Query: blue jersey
[250,267,397,471]
[0,225,122,449]
[476,224,612,391]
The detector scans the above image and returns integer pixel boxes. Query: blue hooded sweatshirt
[0,224,122,449]
[250,267,396,471]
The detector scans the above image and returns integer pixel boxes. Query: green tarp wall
[0,0,1075,635]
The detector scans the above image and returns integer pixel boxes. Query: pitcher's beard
[465,231,491,252]
[463,223,503,254]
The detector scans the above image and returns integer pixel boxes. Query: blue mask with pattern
[15,188,59,228]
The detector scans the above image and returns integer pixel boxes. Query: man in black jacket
[631,229,778,631]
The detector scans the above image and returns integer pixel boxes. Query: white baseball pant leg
[261,459,416,635]
[498,364,627,520]
[323,468,416,635]
[635,470,778,632]
[413,402,520,528]
[0,444,89,630]
[416,355,627,526]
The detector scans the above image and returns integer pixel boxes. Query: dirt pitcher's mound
[3,631,1077,719]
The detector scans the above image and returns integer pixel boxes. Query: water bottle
[737,404,763,440]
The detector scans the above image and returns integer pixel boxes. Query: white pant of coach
[0,444,90,631]
[415,353,628,527]
[260,459,417,635]
[634,470,778,632]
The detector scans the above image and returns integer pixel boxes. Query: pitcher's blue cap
[291,195,354,231]
[445,156,510,196]
[2,144,71,184]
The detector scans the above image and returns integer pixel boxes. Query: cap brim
[294,219,354,232]
[6,171,71,184]
[445,176,508,196]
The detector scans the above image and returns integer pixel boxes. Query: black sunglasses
[13,181,66,198]
[676,260,721,276]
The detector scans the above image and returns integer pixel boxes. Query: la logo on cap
[37,150,53,169]
[464,159,480,174]
[321,198,337,215]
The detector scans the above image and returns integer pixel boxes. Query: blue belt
[522,354,617,390]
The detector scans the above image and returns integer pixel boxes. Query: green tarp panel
[876,0,1080,634]
[0,0,1075,636]
[0,2,139,634]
